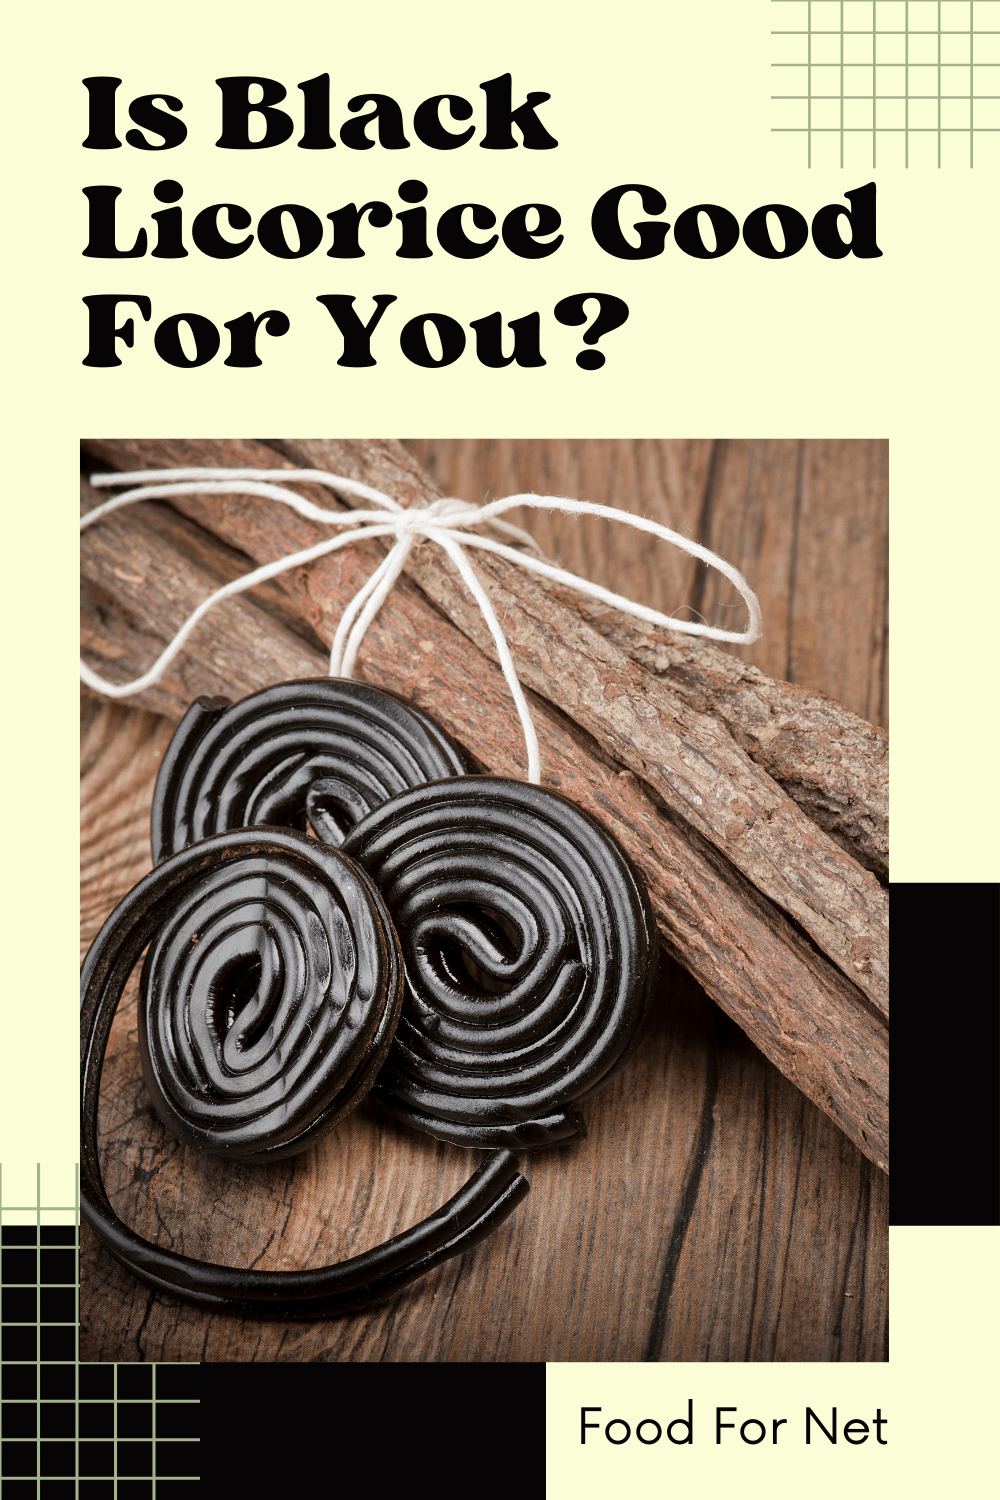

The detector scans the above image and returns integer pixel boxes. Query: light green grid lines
[1,1164,199,1493]
[772,1,1000,166]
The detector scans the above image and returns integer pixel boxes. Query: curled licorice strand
[81,1148,528,1320]
[151,679,473,863]
[343,777,660,1151]
[81,828,529,1317]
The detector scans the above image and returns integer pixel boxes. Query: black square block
[40,1288,76,1324]
[39,1367,75,1401]
[78,1441,115,1478]
[1,1287,36,1323]
[38,1325,75,1362]
[0,1227,36,1246]
[155,1402,198,1440]
[117,1442,153,1478]
[117,1403,152,1438]
[1,1442,36,1478]
[40,1228,77,1246]
[1,1326,35,1361]
[39,1251,77,1286]
[117,1366,152,1400]
[2,1403,36,1439]
[153,1365,200,1400]
[155,1441,200,1478]
[2,1366,35,1400]
[117,1484,153,1500]
[78,1366,113,1400]
[1,1248,37,1284]
[40,1404,76,1439]
[39,1442,76,1478]
[79,1403,113,1438]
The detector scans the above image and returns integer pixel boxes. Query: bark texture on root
[575,605,888,881]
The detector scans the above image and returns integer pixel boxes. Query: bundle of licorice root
[81,436,888,1173]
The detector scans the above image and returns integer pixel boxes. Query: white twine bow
[81,467,762,784]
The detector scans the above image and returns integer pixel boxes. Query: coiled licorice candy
[80,827,529,1318]
[137,829,404,1161]
[342,776,660,1151]
[150,678,474,863]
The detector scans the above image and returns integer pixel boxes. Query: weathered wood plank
[79,699,887,1362]
[408,438,889,730]
[403,438,715,623]
[792,439,889,727]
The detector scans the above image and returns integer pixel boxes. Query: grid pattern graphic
[772,1,1000,165]
[0,1166,199,1495]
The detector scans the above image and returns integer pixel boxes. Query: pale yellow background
[548,1229,998,1498]
[1,0,995,1486]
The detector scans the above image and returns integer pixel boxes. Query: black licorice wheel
[86,828,404,1163]
[80,827,529,1317]
[342,776,660,1151]
[151,678,475,864]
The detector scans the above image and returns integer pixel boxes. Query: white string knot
[401,497,480,530]
[81,467,763,785]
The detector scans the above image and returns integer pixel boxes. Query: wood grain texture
[405,438,889,727]
[79,438,888,1363]
[82,449,887,879]
[81,478,328,719]
[403,439,716,627]
[79,696,887,1362]
[82,437,887,1168]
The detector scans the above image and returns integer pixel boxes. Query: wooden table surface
[79,439,888,1363]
